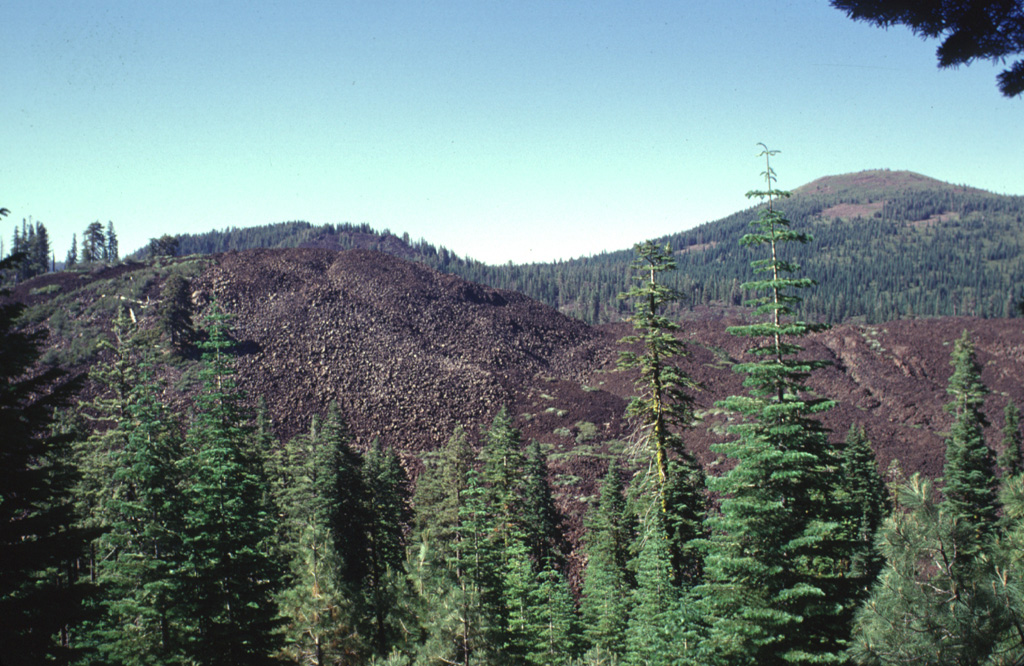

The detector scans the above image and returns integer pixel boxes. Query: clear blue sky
[3,1,1021,265]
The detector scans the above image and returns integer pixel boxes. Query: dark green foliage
[697,147,848,665]
[158,274,195,354]
[519,440,568,568]
[273,412,364,664]
[479,407,525,551]
[624,508,678,666]
[942,331,999,549]
[662,456,707,588]
[580,458,634,659]
[850,334,1013,665]
[618,240,696,503]
[361,439,415,656]
[408,428,477,665]
[65,233,78,268]
[836,425,890,584]
[8,218,51,280]
[148,234,180,258]
[849,475,1019,666]
[0,263,93,664]
[830,0,1024,97]
[105,222,118,262]
[81,221,105,263]
[179,303,283,665]
[81,321,192,665]
[1002,400,1024,477]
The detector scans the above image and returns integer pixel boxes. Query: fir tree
[519,439,567,569]
[836,424,889,587]
[274,414,363,665]
[361,438,415,657]
[180,303,283,665]
[65,233,78,268]
[1000,400,1023,477]
[479,407,525,553]
[624,506,678,666]
[697,146,847,666]
[408,428,476,665]
[579,458,633,660]
[0,258,93,664]
[105,221,118,262]
[85,330,192,665]
[618,240,697,508]
[158,274,195,355]
[942,331,999,554]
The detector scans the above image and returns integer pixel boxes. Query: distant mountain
[139,170,1024,324]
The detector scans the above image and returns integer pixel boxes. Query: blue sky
[3,1,1021,264]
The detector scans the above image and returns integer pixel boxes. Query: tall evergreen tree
[579,458,634,661]
[158,274,196,355]
[618,240,697,507]
[0,256,93,664]
[624,503,678,666]
[81,221,105,263]
[1001,400,1023,477]
[942,331,999,553]
[409,427,476,665]
[850,333,1011,665]
[80,318,192,665]
[274,414,363,665]
[697,146,848,666]
[65,233,78,268]
[105,221,118,262]
[518,440,567,569]
[849,475,1018,666]
[180,303,283,665]
[836,424,889,586]
[361,438,415,657]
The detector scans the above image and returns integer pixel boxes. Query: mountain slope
[150,170,1024,325]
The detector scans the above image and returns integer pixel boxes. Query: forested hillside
[7,163,1024,664]
[151,170,1024,325]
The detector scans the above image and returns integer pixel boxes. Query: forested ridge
[152,170,1024,325]
[6,161,1024,665]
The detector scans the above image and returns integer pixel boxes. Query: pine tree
[849,475,1018,666]
[697,146,847,666]
[850,333,1011,665]
[1000,400,1023,477]
[180,303,283,665]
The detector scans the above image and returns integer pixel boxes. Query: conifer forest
[6,152,1024,666]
